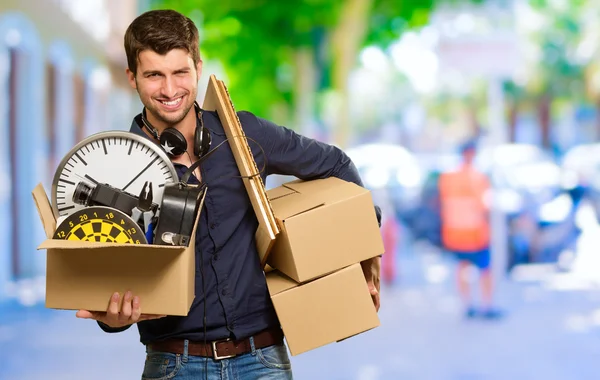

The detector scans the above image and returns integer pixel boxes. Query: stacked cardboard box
[263,177,384,356]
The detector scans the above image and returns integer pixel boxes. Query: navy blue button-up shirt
[100,109,378,345]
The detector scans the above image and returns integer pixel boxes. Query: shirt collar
[129,114,148,138]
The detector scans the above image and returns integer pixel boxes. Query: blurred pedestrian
[438,140,503,319]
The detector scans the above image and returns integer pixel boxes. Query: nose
[161,76,177,98]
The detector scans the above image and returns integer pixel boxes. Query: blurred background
[2,0,600,379]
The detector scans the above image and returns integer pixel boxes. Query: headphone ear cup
[194,125,212,158]
[160,128,187,157]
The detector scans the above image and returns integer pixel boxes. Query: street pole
[487,76,509,281]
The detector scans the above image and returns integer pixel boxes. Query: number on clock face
[53,206,147,244]
[51,131,178,218]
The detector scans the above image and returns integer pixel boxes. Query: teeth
[161,97,182,106]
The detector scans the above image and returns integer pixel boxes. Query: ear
[126,68,137,90]
[196,59,203,81]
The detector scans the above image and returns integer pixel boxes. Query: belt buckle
[212,338,235,360]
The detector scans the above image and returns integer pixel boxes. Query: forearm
[251,114,362,184]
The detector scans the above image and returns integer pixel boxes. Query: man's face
[126,48,202,128]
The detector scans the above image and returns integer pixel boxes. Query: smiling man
[74,8,382,380]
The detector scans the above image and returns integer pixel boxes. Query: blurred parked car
[562,143,600,216]
[345,143,426,217]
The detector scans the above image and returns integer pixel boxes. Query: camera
[73,182,151,216]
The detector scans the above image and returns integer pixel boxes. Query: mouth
[157,96,184,110]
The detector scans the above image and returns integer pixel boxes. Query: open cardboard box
[266,263,380,356]
[266,177,384,283]
[32,183,204,316]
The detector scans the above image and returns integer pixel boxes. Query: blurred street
[2,250,600,380]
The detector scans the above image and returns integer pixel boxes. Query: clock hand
[122,156,160,191]
[73,173,98,185]
[84,174,99,185]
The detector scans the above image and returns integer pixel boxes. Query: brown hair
[124,9,200,76]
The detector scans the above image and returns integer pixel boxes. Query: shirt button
[221,288,228,296]
[210,223,217,229]
[213,254,219,261]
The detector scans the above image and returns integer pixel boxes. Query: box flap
[270,191,324,220]
[266,185,296,201]
[284,177,368,205]
[32,183,56,239]
[265,270,299,296]
[37,238,186,251]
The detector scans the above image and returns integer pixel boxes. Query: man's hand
[361,256,381,312]
[75,291,166,328]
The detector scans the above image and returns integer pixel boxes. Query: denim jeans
[141,337,294,380]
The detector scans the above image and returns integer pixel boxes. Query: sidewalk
[1,255,600,380]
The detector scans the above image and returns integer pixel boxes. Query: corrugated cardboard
[266,177,384,283]
[31,183,203,316]
[202,74,280,266]
[266,263,380,356]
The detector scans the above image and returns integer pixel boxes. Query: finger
[367,281,378,296]
[106,292,121,324]
[120,291,133,322]
[373,294,381,312]
[130,296,142,322]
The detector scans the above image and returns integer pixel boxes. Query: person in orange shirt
[439,140,502,319]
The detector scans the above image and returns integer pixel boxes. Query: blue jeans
[141,337,294,380]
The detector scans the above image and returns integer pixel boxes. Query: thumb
[76,310,95,319]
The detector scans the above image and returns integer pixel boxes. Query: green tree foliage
[150,0,439,124]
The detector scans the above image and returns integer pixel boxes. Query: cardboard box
[266,263,380,356]
[32,183,204,316]
[266,177,384,283]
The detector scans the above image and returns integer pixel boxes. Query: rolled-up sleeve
[255,116,363,186]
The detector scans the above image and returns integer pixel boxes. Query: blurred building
[0,0,149,305]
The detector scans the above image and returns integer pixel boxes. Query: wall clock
[51,131,178,219]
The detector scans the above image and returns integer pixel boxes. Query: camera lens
[73,182,93,205]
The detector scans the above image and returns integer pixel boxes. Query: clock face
[51,131,178,219]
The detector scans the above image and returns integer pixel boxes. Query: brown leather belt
[147,327,284,360]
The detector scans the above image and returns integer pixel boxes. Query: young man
[438,140,501,319]
[74,9,381,379]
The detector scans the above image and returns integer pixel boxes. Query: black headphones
[140,101,212,158]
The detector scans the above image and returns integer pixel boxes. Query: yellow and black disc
[53,206,147,244]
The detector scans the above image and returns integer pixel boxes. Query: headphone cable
[180,136,268,187]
